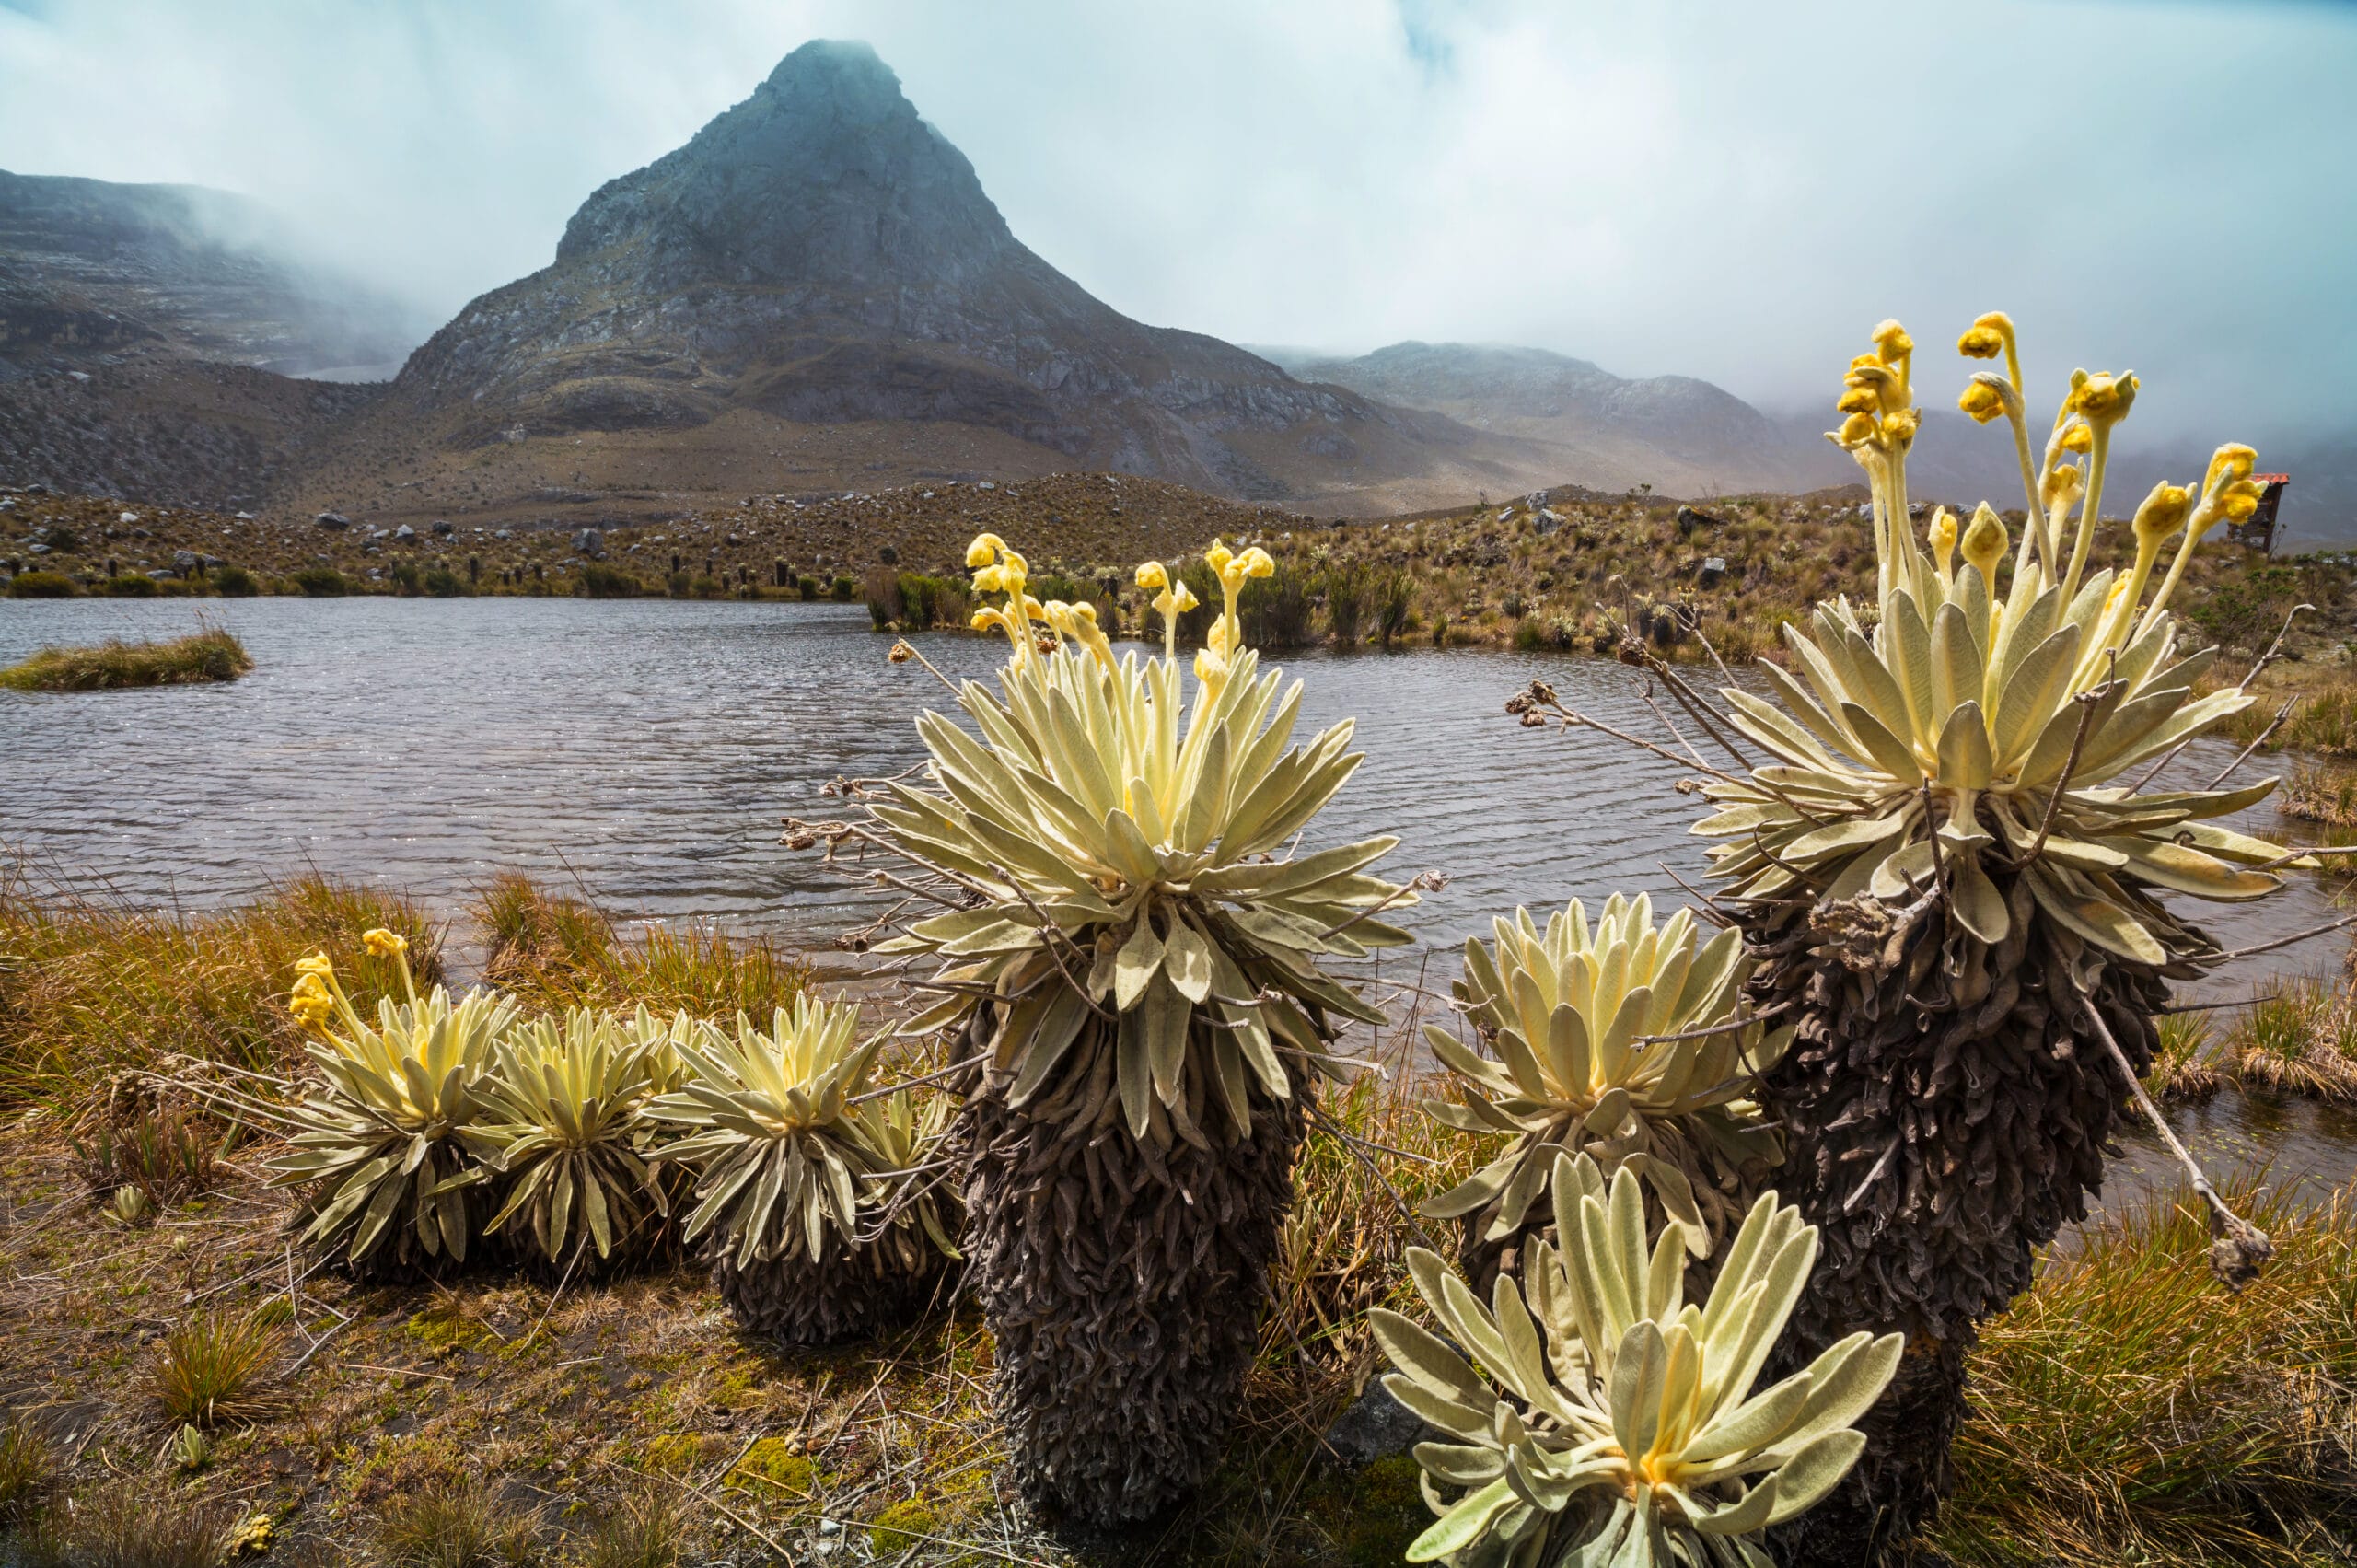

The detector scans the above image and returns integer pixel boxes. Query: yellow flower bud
[1956,324,2005,359]
[2207,443,2258,486]
[1832,411,1878,447]
[2131,483,2194,547]
[1872,319,1913,363]
[1960,503,2009,580]
[965,533,1004,568]
[1134,561,1168,592]
[1170,581,1200,614]
[1204,540,1233,576]
[1929,508,1959,574]
[2060,423,2093,455]
[970,564,1005,594]
[2223,482,2263,522]
[294,951,334,980]
[2067,369,2137,424]
[1239,547,1274,580]
[1957,381,2005,424]
[1838,386,1878,416]
[1881,409,1919,447]
[361,928,407,959]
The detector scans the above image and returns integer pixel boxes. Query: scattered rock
[119,510,139,525]
[1533,507,1563,537]
[1676,505,1726,535]
[393,523,416,541]
[315,512,351,530]
[172,551,199,572]
[572,528,605,558]
[430,519,454,536]
[1321,1379,1435,1470]
[1699,556,1728,587]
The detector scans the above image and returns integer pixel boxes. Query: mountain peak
[552,37,1010,287]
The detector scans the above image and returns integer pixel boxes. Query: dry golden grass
[0,627,251,691]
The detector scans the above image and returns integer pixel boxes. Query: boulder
[172,550,199,573]
[393,523,416,541]
[315,512,351,530]
[1321,1379,1435,1469]
[573,528,605,558]
[430,519,454,536]
[1699,556,1728,587]
[1533,507,1563,537]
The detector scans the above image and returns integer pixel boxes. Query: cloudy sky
[2,0,2351,445]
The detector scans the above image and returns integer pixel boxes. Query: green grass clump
[290,565,346,596]
[474,873,807,1021]
[0,628,251,691]
[6,569,77,598]
[2223,979,2357,1100]
[0,872,441,1109]
[1941,1180,2357,1566]
[12,1481,229,1568]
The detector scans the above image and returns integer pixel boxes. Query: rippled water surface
[6,597,2352,1198]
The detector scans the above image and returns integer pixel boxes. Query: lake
[6,596,2353,1201]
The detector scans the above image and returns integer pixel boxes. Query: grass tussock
[2143,1010,2230,1104]
[0,627,251,691]
[1939,1179,2357,1567]
[0,1418,55,1527]
[152,1306,284,1430]
[9,1480,231,1568]
[374,1478,541,1568]
[2223,978,2357,1101]
[473,872,809,1020]
[0,869,441,1109]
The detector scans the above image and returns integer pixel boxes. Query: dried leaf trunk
[1742,881,2173,1563]
[958,1016,1308,1527]
[710,1233,949,1346]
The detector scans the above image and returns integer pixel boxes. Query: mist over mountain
[290,40,1546,525]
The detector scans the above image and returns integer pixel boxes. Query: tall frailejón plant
[1694,315,2304,1557]
[1422,896,1784,1289]
[1376,1154,1900,1568]
[868,535,1411,1523]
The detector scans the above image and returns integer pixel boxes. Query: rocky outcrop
[373,41,1487,505]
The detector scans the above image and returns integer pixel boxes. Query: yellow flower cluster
[963,532,1120,670]
[1132,560,1199,661]
[1193,540,1274,694]
[285,932,424,1034]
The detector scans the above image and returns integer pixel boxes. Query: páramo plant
[854,533,1411,1524]
[1689,314,2307,1558]
[640,996,957,1344]
[244,932,517,1279]
[474,1007,672,1274]
[1422,896,1785,1289]
[1375,1155,1900,1567]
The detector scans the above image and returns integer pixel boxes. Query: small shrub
[7,570,76,598]
[152,1307,283,1429]
[666,571,691,598]
[1321,562,1368,645]
[291,566,346,597]
[1240,559,1316,650]
[830,574,856,601]
[212,564,258,597]
[375,1479,540,1568]
[796,574,822,599]
[576,564,634,598]
[100,574,160,597]
[389,563,422,595]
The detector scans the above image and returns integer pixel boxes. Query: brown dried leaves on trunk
[958,1015,1308,1526]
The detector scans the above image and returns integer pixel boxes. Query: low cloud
[2,0,2350,448]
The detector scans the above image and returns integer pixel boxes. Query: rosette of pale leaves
[1424,896,1784,1260]
[1699,463,2303,966]
[1374,1156,1901,1567]
[473,1008,669,1265]
[875,639,1411,1144]
[262,981,518,1269]
[642,997,955,1270]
